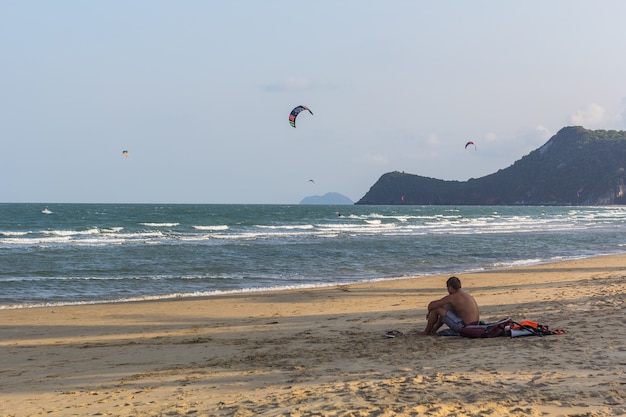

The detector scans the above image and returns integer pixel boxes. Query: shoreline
[1,254,625,416]
[1,252,616,310]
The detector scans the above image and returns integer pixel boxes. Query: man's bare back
[446,289,479,324]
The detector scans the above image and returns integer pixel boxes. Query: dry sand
[1,254,625,417]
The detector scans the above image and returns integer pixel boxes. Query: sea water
[1,203,625,308]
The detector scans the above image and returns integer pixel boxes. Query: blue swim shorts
[443,310,465,332]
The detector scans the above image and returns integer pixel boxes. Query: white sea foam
[101,227,124,233]
[193,225,229,231]
[257,224,314,230]
[0,236,72,246]
[490,258,544,268]
[0,230,29,236]
[43,228,100,236]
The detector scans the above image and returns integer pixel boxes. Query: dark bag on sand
[458,317,513,338]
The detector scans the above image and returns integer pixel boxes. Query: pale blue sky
[2,1,626,203]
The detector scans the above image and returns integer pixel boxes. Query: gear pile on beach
[385,318,566,338]
[458,318,566,338]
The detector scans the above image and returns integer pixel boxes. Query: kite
[289,105,313,128]
[122,150,129,157]
[465,141,476,150]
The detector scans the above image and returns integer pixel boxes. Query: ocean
[1,203,625,309]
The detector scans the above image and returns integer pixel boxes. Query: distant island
[356,126,626,206]
[300,192,354,205]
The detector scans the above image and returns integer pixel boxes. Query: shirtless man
[420,276,480,335]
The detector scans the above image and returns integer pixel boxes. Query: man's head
[446,276,462,292]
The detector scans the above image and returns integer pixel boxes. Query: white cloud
[427,133,440,146]
[535,125,552,141]
[284,77,312,90]
[262,77,343,93]
[263,76,312,92]
[484,132,497,142]
[569,103,606,126]
[619,97,626,128]
[365,153,389,165]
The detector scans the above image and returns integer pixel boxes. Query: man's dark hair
[446,276,462,289]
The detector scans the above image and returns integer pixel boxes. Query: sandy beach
[1,254,625,417]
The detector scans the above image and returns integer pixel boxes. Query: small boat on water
[42,207,53,214]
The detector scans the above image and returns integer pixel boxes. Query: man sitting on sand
[420,276,480,335]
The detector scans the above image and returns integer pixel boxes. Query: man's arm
[427,294,453,312]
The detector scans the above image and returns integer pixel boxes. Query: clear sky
[2,1,626,204]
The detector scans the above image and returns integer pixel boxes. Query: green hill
[356,126,626,205]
